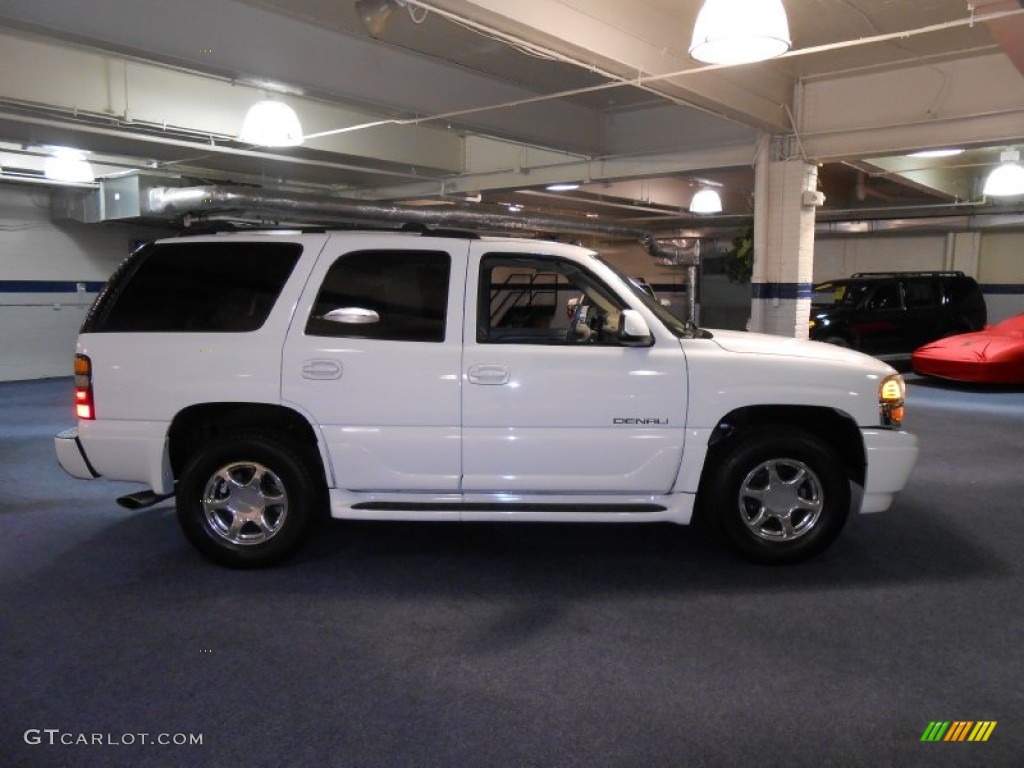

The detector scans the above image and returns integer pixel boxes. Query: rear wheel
[177,433,323,567]
[707,427,850,564]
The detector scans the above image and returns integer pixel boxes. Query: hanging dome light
[239,100,304,147]
[43,147,95,183]
[983,149,1024,197]
[689,0,792,65]
[690,188,723,214]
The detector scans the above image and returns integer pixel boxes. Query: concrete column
[750,153,820,338]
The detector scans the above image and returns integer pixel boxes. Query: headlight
[808,318,818,330]
[879,374,905,427]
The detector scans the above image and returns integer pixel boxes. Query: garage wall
[813,235,948,280]
[0,186,163,381]
[979,232,1024,323]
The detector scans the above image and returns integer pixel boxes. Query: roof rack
[399,223,480,239]
[179,218,483,239]
[850,270,966,278]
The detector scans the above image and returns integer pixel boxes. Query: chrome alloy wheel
[201,461,289,546]
[737,458,824,542]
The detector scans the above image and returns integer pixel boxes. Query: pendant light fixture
[690,188,723,214]
[239,100,304,147]
[983,149,1024,197]
[689,0,792,65]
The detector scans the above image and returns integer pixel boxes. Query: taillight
[74,354,95,420]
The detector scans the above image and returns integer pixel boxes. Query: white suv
[55,230,918,566]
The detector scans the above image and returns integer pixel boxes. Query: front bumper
[55,427,100,479]
[860,429,919,513]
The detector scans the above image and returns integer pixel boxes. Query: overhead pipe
[147,184,700,322]
[146,184,697,261]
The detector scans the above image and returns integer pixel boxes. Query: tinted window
[306,250,450,342]
[479,254,628,345]
[867,282,902,311]
[87,241,301,332]
[945,277,979,303]
[904,279,939,309]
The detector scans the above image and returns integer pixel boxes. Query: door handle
[467,364,510,385]
[302,359,342,380]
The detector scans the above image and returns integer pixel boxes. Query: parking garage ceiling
[1,0,1024,231]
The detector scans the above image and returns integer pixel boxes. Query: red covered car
[912,313,1024,384]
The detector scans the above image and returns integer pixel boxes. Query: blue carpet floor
[1,376,1022,767]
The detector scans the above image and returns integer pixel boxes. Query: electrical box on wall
[802,190,826,207]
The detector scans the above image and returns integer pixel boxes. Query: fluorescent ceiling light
[546,183,580,192]
[689,0,791,65]
[907,148,963,158]
[43,147,95,183]
[690,188,723,214]
[239,101,304,147]
[983,149,1024,197]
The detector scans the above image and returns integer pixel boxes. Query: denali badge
[613,418,668,425]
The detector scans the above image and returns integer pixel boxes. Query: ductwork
[142,183,701,323]
[816,210,1024,235]
[145,184,674,249]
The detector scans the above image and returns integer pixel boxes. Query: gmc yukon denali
[55,230,919,566]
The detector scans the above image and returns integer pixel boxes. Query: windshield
[812,281,871,308]
[594,255,693,338]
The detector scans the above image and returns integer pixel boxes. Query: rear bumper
[55,427,100,479]
[860,429,919,513]
[54,421,173,493]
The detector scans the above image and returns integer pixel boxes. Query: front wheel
[177,433,323,567]
[706,427,851,564]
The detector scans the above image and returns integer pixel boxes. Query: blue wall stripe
[980,283,1024,295]
[0,280,105,293]
[751,282,815,300]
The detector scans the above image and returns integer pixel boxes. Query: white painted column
[750,150,820,338]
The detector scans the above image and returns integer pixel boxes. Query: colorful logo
[921,721,997,742]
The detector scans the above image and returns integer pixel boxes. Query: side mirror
[619,309,653,345]
[321,307,380,325]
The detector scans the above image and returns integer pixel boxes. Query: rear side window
[866,282,903,311]
[904,279,939,309]
[944,277,980,304]
[305,250,450,342]
[84,241,302,333]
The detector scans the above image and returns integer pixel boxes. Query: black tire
[177,433,324,567]
[706,427,850,564]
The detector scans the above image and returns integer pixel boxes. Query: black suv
[810,271,987,354]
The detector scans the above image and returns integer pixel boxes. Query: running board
[116,490,175,510]
[351,501,666,513]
